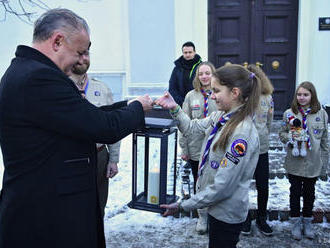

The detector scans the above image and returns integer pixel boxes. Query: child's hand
[154,91,177,110]
[181,154,189,161]
[160,202,180,217]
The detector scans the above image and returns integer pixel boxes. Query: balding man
[0,8,152,248]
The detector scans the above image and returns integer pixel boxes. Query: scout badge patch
[231,139,247,157]
[210,160,220,169]
[219,158,228,168]
[225,152,240,165]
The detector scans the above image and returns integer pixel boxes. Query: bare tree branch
[0,0,49,24]
[0,0,101,24]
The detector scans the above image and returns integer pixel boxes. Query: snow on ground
[104,135,330,248]
[0,128,329,247]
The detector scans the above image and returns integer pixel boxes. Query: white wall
[0,0,127,76]
[174,0,208,61]
[0,1,129,185]
[296,0,330,106]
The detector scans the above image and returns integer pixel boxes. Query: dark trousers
[189,159,199,194]
[254,152,270,218]
[208,214,243,248]
[288,174,317,217]
[96,146,110,219]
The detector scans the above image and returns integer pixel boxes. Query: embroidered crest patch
[314,129,319,134]
[220,158,228,168]
[231,139,248,157]
[94,91,101,96]
[210,160,220,169]
[315,117,320,122]
[225,152,240,165]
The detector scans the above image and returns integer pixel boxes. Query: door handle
[272,60,280,70]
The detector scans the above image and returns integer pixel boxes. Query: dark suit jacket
[0,45,145,248]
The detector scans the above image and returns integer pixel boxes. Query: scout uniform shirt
[85,77,113,107]
[172,106,260,224]
[73,76,120,163]
[279,108,329,178]
[179,89,218,161]
[254,94,274,154]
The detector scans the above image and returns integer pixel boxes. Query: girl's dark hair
[213,64,261,151]
[291,81,321,114]
[247,64,273,95]
[192,61,216,91]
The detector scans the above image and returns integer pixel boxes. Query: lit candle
[147,166,160,204]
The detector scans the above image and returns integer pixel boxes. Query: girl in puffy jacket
[279,81,329,240]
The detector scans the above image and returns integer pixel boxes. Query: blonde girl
[179,62,218,234]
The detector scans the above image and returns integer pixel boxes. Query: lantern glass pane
[147,137,161,205]
[136,136,145,197]
[167,132,176,195]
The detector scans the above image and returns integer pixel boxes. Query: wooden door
[208,0,299,118]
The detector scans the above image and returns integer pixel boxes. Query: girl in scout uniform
[241,64,274,236]
[156,64,261,248]
[179,61,218,234]
[279,81,329,240]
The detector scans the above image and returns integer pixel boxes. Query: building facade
[0,0,329,111]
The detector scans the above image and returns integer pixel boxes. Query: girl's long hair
[213,64,261,151]
[247,64,273,95]
[291,81,321,114]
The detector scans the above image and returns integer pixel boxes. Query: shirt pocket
[310,123,324,139]
[191,101,201,119]
[56,157,93,195]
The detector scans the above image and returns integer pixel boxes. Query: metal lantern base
[128,192,179,213]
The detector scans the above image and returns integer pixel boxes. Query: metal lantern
[128,114,179,213]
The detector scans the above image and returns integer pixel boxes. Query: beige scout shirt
[179,90,218,161]
[172,107,260,224]
[279,108,329,178]
[72,76,121,163]
[254,94,274,154]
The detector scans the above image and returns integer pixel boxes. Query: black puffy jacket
[168,54,202,106]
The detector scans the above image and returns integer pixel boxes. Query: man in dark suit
[0,8,153,248]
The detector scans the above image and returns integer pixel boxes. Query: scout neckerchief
[83,75,89,96]
[78,74,89,98]
[200,89,211,118]
[198,112,233,175]
[298,106,312,149]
